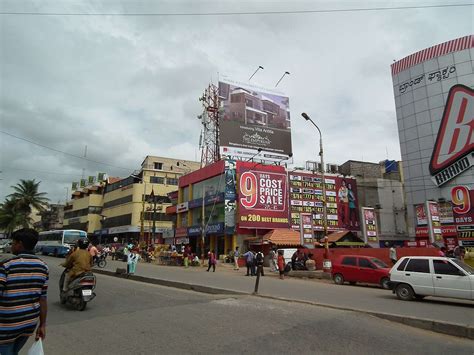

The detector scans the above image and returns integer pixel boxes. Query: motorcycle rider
[62,239,92,291]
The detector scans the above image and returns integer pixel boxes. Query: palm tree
[0,198,28,235]
[8,179,49,221]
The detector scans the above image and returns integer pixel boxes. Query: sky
[0,0,472,204]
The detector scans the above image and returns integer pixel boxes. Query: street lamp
[301,113,329,258]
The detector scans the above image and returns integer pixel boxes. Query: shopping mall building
[391,35,473,247]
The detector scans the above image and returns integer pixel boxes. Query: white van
[389,256,474,301]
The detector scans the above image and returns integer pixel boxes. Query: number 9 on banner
[451,185,470,214]
[240,172,257,208]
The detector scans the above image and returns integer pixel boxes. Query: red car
[331,255,391,289]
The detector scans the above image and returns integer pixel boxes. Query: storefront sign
[187,223,225,236]
[361,207,377,244]
[175,237,189,245]
[415,225,457,237]
[299,213,314,245]
[237,161,289,229]
[108,225,140,234]
[415,204,427,226]
[438,201,454,224]
[177,202,189,213]
[429,85,474,187]
[451,185,474,239]
[224,159,237,235]
[175,227,188,238]
[426,201,443,244]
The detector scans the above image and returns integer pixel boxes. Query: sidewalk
[96,258,474,338]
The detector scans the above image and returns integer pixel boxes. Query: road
[17,257,473,354]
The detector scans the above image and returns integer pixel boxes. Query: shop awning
[262,229,302,246]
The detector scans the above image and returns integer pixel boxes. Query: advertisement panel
[224,159,237,235]
[451,185,474,241]
[426,201,443,244]
[361,207,378,244]
[438,201,454,224]
[236,161,288,229]
[299,213,314,245]
[219,78,292,162]
[288,172,359,232]
[415,204,427,226]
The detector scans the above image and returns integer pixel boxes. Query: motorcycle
[59,269,96,311]
[92,253,107,268]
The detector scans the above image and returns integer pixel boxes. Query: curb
[93,268,473,340]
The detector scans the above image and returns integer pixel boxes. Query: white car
[389,256,474,301]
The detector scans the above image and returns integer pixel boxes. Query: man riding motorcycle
[62,239,92,291]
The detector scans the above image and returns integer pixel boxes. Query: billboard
[451,185,474,241]
[236,161,289,229]
[361,207,378,244]
[288,172,359,232]
[218,78,292,162]
[426,201,443,244]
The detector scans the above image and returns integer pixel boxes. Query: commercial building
[391,35,473,247]
[64,156,200,243]
[339,160,408,244]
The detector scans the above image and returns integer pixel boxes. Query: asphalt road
[15,257,473,355]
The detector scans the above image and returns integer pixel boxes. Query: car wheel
[333,273,344,285]
[380,277,390,289]
[414,295,425,300]
[395,284,414,301]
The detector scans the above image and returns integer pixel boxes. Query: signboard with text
[236,161,288,229]
[426,201,443,244]
[451,185,474,241]
[219,78,292,162]
[361,207,378,244]
[288,172,359,233]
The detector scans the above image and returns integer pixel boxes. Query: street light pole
[301,113,329,257]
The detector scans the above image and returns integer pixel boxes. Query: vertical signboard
[224,159,237,234]
[426,201,443,244]
[299,213,314,245]
[361,207,377,244]
[415,204,428,226]
[236,161,289,229]
[451,186,474,243]
[288,172,359,233]
[219,78,292,162]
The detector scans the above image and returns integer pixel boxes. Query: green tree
[0,198,28,234]
[8,179,50,215]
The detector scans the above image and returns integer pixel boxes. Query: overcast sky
[0,0,472,204]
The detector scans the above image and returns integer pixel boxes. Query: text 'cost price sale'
[237,162,289,229]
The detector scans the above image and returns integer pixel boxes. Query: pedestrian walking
[255,251,265,276]
[128,250,140,275]
[389,245,397,265]
[269,248,278,272]
[183,245,190,268]
[277,250,285,280]
[233,246,240,270]
[206,250,216,272]
[0,229,48,354]
[243,250,256,276]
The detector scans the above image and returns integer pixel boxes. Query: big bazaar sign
[237,161,289,229]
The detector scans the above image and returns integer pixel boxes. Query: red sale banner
[236,161,289,229]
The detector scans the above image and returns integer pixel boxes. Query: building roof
[326,230,365,244]
[262,228,302,246]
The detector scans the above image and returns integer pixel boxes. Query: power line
[1,167,91,177]
[0,3,470,17]
[0,130,133,171]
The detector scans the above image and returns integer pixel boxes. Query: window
[167,178,178,185]
[405,259,430,273]
[358,258,374,268]
[397,258,409,271]
[342,257,357,266]
[433,260,462,276]
[150,176,165,184]
[154,162,163,170]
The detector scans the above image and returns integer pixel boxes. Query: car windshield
[371,258,388,268]
[451,259,474,275]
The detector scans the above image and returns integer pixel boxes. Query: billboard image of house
[219,78,292,162]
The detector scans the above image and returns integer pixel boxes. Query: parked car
[332,255,391,289]
[388,256,474,301]
[0,240,12,254]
